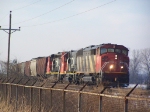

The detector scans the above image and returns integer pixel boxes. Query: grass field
[0,76,150,112]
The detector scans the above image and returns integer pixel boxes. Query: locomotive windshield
[100,48,128,56]
[101,48,107,54]
[122,50,128,55]
[115,49,121,53]
[108,48,114,52]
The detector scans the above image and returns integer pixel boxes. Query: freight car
[17,43,129,87]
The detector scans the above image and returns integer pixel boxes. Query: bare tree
[141,48,150,89]
[0,61,7,75]
[141,48,150,76]
[129,50,142,83]
[0,59,22,77]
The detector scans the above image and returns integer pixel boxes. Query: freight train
[16,43,129,87]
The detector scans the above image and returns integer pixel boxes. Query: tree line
[129,48,150,85]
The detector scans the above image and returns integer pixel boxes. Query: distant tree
[141,48,150,89]
[129,50,142,83]
[141,48,150,76]
[0,61,7,74]
[9,59,23,77]
[0,59,21,77]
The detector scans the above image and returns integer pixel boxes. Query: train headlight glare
[121,66,124,69]
[110,65,113,69]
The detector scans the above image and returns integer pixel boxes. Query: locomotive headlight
[121,66,124,69]
[109,65,113,69]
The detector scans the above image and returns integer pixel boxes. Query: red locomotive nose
[100,52,129,73]
[102,56,108,61]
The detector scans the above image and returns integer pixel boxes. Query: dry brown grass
[0,76,150,112]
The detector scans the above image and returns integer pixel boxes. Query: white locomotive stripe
[77,57,79,71]
[80,57,82,72]
[81,56,84,72]
[86,55,88,72]
[89,55,93,73]
[90,55,95,73]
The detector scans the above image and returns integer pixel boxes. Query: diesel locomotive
[16,43,129,86]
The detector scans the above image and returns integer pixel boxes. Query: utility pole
[0,11,20,79]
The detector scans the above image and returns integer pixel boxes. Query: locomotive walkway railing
[0,76,150,112]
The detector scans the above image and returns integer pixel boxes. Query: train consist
[16,43,129,86]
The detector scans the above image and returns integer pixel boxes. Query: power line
[0,0,42,23]
[11,0,75,25]
[22,0,116,27]
[12,0,42,11]
[0,37,6,41]
[0,13,8,22]
[12,0,57,11]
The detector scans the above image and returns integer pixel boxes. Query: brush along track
[0,75,150,98]
[0,75,150,112]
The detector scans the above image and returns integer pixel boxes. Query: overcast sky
[0,0,150,62]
